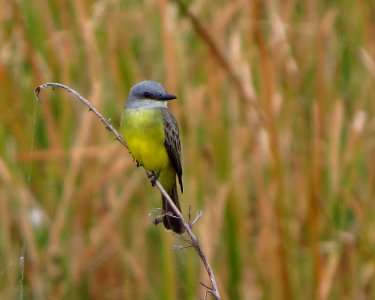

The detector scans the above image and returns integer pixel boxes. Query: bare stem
[34,83,126,147]
[153,180,221,299]
[34,83,221,300]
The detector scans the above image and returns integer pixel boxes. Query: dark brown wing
[161,108,183,193]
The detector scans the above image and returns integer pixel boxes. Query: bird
[121,80,184,234]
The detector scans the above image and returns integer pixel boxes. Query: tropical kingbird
[122,81,184,234]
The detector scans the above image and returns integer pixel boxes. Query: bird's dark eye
[143,92,151,98]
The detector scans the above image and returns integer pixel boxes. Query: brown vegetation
[1,0,375,299]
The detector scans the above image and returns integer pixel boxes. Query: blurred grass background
[1,0,375,299]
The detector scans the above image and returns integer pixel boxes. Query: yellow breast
[122,108,170,173]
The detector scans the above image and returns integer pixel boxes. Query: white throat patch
[126,99,168,109]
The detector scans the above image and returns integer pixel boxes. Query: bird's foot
[147,171,160,186]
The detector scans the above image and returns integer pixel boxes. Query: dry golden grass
[1,0,375,299]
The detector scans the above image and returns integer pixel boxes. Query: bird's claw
[147,172,159,186]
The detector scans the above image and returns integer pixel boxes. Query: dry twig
[34,82,221,300]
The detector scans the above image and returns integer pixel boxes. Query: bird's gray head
[125,80,177,109]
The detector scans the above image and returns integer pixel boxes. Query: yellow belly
[122,108,170,173]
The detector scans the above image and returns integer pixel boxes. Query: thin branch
[34,83,126,147]
[192,210,203,225]
[154,180,221,299]
[34,83,221,300]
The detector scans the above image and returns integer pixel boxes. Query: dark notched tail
[162,184,185,234]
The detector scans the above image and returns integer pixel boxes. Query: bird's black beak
[157,93,177,101]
